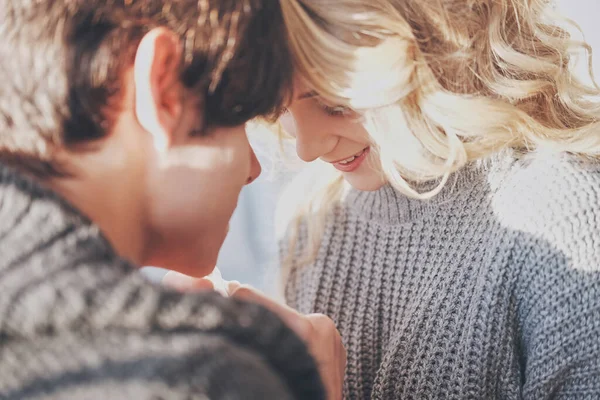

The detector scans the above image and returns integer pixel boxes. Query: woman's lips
[331,147,370,172]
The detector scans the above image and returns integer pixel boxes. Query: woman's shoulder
[490,151,600,231]
[499,155,600,391]
[489,151,599,272]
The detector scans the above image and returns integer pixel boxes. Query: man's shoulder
[0,329,295,399]
[0,274,324,399]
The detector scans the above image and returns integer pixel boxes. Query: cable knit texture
[285,151,600,399]
[0,163,324,400]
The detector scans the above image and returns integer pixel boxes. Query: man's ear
[133,27,183,152]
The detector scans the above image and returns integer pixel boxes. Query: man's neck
[47,164,148,267]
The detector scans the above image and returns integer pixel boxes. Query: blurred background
[143,0,600,293]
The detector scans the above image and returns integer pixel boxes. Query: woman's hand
[162,268,228,295]
[162,270,347,400]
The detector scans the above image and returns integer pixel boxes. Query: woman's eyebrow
[298,90,318,100]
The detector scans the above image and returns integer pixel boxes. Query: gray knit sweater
[285,151,600,399]
[0,163,324,399]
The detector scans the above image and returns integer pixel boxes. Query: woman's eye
[316,99,352,117]
[323,105,351,116]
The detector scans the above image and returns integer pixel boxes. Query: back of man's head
[0,0,293,176]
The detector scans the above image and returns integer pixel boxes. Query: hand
[162,268,228,295]
[162,271,347,400]
[226,282,346,400]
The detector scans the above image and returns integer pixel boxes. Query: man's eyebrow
[298,91,318,100]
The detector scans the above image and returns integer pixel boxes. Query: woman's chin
[343,172,386,192]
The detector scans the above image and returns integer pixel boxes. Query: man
[0,1,344,398]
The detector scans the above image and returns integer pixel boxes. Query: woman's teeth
[338,149,365,165]
[339,156,358,165]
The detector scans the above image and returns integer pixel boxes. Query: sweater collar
[0,162,117,272]
[344,151,516,225]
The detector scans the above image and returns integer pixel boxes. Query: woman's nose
[246,148,262,185]
[285,113,336,162]
[295,135,325,162]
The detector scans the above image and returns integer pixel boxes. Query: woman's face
[282,77,386,191]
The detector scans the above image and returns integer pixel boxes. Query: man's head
[0,0,293,276]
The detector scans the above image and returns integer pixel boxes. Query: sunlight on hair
[278,0,600,271]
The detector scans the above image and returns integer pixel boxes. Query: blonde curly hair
[276,0,600,276]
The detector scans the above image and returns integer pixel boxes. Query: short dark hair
[0,0,293,176]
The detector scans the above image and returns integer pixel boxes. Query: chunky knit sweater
[0,163,324,399]
[285,152,600,399]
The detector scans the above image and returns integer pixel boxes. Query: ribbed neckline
[344,151,516,225]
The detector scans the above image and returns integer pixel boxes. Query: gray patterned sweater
[285,151,600,399]
[0,163,324,399]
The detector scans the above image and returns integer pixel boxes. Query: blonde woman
[277,0,600,399]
